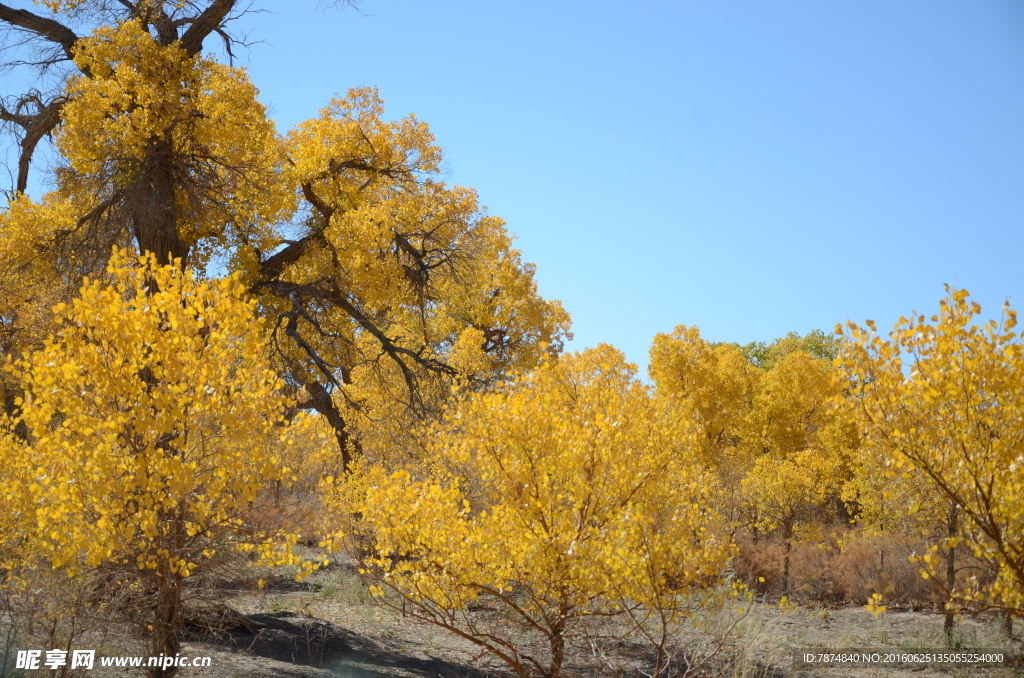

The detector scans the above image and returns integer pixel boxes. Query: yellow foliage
[55,19,294,269]
[839,286,1024,614]
[1,250,313,577]
[842,436,954,544]
[650,326,852,598]
[740,351,851,539]
[865,592,887,618]
[649,325,758,476]
[273,88,570,373]
[4,20,570,474]
[254,87,571,464]
[650,327,851,530]
[0,196,80,408]
[742,448,845,537]
[747,351,840,458]
[324,346,733,677]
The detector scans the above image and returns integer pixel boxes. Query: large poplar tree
[0,1,571,468]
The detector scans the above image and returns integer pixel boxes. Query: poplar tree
[0,1,570,467]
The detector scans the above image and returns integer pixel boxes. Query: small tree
[326,346,735,678]
[843,436,965,632]
[741,448,846,596]
[1,251,316,676]
[839,287,1024,623]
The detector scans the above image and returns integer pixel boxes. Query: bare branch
[178,0,237,55]
[0,92,65,193]
[0,4,79,59]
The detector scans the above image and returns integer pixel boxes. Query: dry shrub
[732,535,784,597]
[1,564,141,677]
[834,531,938,608]
[790,540,847,604]
[248,413,340,548]
[733,524,947,609]
[732,530,847,602]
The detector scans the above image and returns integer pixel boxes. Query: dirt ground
[91,560,1013,678]
[46,561,1015,678]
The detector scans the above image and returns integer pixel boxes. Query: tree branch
[257,233,326,279]
[300,181,334,220]
[256,280,458,402]
[0,4,78,59]
[0,93,65,194]
[178,0,237,56]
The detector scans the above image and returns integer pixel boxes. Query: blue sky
[27,1,1024,372]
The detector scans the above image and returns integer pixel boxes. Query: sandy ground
[724,604,1019,678]
[57,564,1022,678]
[136,563,1020,678]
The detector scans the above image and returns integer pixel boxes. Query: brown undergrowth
[733,523,997,613]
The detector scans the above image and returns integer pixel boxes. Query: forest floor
[87,561,1022,678]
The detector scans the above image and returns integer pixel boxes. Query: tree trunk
[782,518,794,597]
[548,620,565,678]
[944,504,959,645]
[305,379,353,473]
[148,568,183,678]
[130,138,189,266]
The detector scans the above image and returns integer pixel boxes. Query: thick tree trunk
[131,138,189,266]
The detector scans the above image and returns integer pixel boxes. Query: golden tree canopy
[326,346,734,678]
[1,250,311,576]
[839,287,1024,615]
[0,1,571,466]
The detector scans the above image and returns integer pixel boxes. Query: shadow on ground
[184,610,490,678]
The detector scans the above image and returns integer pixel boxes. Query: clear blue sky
[44,1,1024,372]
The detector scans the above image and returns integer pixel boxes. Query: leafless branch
[0,4,79,59]
[0,91,66,193]
[179,0,237,55]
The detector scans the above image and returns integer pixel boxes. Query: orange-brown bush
[733,524,961,609]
